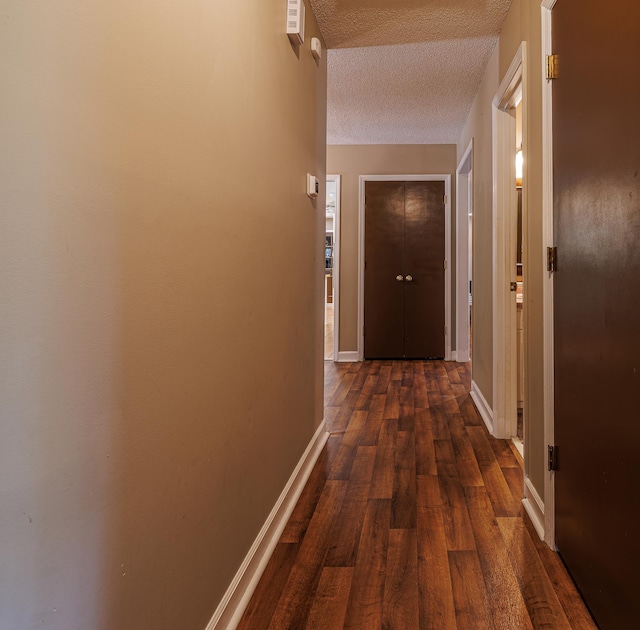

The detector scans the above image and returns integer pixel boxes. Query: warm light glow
[515,149,523,185]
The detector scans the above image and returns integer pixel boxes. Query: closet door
[404,181,445,358]
[364,181,405,358]
[364,180,445,359]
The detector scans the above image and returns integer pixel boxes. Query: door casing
[357,174,452,362]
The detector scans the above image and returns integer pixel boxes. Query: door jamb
[358,174,452,361]
[327,174,341,362]
[456,140,474,364]
[541,0,557,549]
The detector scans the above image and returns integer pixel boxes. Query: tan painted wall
[457,0,547,502]
[457,47,499,408]
[0,2,326,628]
[327,144,458,354]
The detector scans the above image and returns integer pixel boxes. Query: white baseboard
[337,351,359,363]
[205,421,329,630]
[511,435,524,459]
[456,350,470,363]
[451,351,457,361]
[523,477,545,541]
[470,380,494,435]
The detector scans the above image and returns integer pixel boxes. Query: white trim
[470,380,494,435]
[492,43,526,440]
[444,179,452,361]
[336,351,359,363]
[541,0,557,549]
[206,422,330,630]
[327,174,341,362]
[523,477,546,541]
[358,174,453,361]
[451,351,457,362]
[456,139,474,363]
[511,435,524,459]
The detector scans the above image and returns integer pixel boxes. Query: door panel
[553,1,640,627]
[404,181,446,358]
[364,181,405,358]
[364,180,445,359]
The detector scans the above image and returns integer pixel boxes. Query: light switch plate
[307,174,319,198]
[311,37,321,60]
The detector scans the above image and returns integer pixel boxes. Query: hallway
[238,361,595,629]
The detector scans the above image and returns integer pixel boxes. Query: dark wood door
[552,2,640,628]
[364,180,445,359]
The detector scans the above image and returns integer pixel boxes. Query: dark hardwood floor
[237,360,596,629]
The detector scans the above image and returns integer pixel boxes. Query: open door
[552,1,640,627]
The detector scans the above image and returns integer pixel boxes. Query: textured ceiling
[310,0,513,144]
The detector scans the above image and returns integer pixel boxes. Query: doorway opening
[492,42,527,450]
[514,100,525,455]
[324,175,340,361]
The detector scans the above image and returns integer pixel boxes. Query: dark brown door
[553,2,640,628]
[364,180,445,359]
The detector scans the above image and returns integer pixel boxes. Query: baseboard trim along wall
[470,380,494,435]
[523,477,546,541]
[205,421,330,630]
[336,351,359,363]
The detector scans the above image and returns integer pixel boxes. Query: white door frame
[492,43,526,441]
[327,174,341,362]
[541,0,557,549]
[456,140,474,363]
[357,174,452,361]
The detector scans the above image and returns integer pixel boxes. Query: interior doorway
[513,99,525,456]
[492,42,527,445]
[324,175,340,361]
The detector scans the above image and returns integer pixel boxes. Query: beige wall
[457,48,500,407]
[457,0,547,502]
[327,144,458,354]
[0,2,326,629]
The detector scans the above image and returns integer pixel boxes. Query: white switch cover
[311,37,321,60]
[306,174,319,198]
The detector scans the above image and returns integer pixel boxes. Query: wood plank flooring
[324,304,334,361]
[237,360,596,630]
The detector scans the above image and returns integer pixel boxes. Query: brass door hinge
[546,54,559,80]
[548,445,558,471]
[547,246,558,273]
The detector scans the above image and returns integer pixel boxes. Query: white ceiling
[310,0,513,145]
